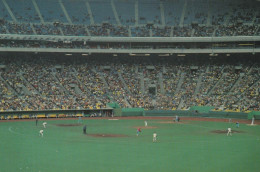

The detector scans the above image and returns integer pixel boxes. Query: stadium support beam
[2,0,17,23]
[160,2,165,26]
[135,0,139,26]
[179,0,187,27]
[206,1,212,26]
[32,0,44,24]
[59,0,72,24]
[85,1,94,25]
[111,0,121,25]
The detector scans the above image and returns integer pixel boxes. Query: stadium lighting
[144,54,150,56]
[209,53,218,56]
[159,54,170,56]
[65,53,72,56]
[82,54,88,56]
[238,44,254,46]
[177,54,186,57]
[113,54,118,56]
[129,53,136,56]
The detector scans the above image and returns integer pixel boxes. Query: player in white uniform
[227,128,232,136]
[144,121,148,127]
[43,122,47,128]
[251,117,255,125]
[39,130,44,137]
[153,132,157,142]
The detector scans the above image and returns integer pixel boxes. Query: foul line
[8,127,24,136]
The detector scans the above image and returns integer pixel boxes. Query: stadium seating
[0,0,259,37]
[0,55,259,112]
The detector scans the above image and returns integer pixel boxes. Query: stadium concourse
[0,54,259,112]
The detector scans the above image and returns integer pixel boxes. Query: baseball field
[0,116,260,172]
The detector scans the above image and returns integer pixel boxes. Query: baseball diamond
[0,116,260,172]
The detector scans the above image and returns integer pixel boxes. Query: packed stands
[0,54,259,112]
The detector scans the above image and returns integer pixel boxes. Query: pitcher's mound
[133,126,158,129]
[211,130,244,134]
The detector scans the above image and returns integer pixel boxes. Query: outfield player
[236,122,239,128]
[153,132,157,142]
[144,121,148,127]
[78,116,82,124]
[39,130,44,137]
[43,122,47,128]
[175,115,179,122]
[227,128,232,136]
[136,128,141,136]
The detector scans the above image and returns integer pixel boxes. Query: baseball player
[78,116,82,124]
[153,132,157,142]
[136,128,141,136]
[227,128,232,136]
[236,122,239,128]
[144,121,148,127]
[251,117,255,125]
[42,122,47,128]
[83,125,87,134]
[175,115,179,122]
[39,130,44,137]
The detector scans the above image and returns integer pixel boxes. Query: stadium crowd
[0,55,259,112]
[1,20,259,37]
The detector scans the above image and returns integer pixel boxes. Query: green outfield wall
[121,108,144,116]
[190,106,215,113]
[144,110,248,119]
[248,111,260,120]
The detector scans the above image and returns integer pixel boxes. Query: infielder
[236,122,239,128]
[227,128,232,136]
[153,132,157,142]
[136,128,141,136]
[43,122,47,128]
[251,117,255,125]
[39,130,44,137]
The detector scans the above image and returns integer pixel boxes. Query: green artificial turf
[0,118,260,172]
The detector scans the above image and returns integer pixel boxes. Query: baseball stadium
[0,0,260,172]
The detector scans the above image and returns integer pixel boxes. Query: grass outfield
[0,118,260,172]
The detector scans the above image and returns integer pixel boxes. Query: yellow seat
[37,114,46,118]
[76,114,83,117]
[48,114,57,118]
[13,115,19,119]
[58,114,66,118]
[22,115,30,119]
